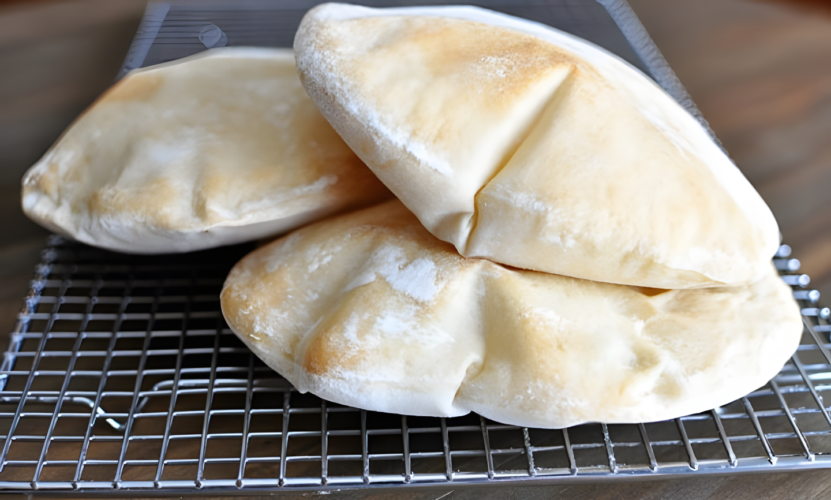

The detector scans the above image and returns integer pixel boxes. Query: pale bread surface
[221,200,802,428]
[294,4,780,289]
[21,47,391,253]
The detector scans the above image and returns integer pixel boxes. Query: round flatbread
[22,47,391,253]
[221,200,802,428]
[295,4,779,289]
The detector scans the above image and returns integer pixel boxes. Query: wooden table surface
[0,0,829,498]
[631,0,831,305]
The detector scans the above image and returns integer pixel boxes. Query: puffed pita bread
[21,47,391,254]
[221,200,802,428]
[295,4,780,289]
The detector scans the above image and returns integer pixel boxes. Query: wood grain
[0,0,144,334]
[628,0,831,304]
[14,470,831,499]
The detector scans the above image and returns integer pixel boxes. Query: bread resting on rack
[220,200,802,428]
[21,47,391,254]
[294,3,780,289]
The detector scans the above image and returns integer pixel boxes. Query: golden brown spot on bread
[33,168,59,198]
[87,177,181,229]
[300,297,369,378]
[630,342,661,372]
[379,17,583,104]
[192,172,221,224]
[302,326,341,376]
[104,71,163,103]
[636,287,671,297]
[219,286,249,338]
[654,374,683,401]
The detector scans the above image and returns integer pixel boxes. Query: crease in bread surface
[294,3,780,289]
[221,201,803,428]
[21,46,392,254]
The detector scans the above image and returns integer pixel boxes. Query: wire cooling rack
[1,238,830,494]
[3,0,831,495]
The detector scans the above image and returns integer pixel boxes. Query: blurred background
[0,0,829,335]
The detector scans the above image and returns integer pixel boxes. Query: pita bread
[21,47,391,254]
[220,200,802,428]
[295,4,780,289]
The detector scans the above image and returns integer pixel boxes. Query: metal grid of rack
[2,0,830,494]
